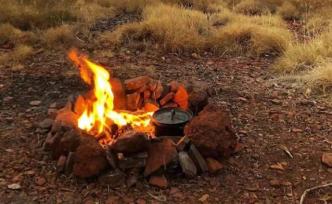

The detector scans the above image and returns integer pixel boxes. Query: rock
[73,136,109,178]
[178,151,197,178]
[188,144,208,173]
[98,170,126,188]
[198,194,209,202]
[35,176,46,186]
[269,179,292,187]
[29,100,41,106]
[110,78,127,110]
[270,162,287,171]
[206,158,223,173]
[144,139,178,176]
[54,109,79,128]
[173,85,189,109]
[152,81,163,100]
[38,118,54,129]
[322,153,332,167]
[118,153,147,170]
[136,198,147,204]
[149,175,168,188]
[7,183,21,190]
[160,92,175,106]
[127,92,140,111]
[189,90,209,115]
[126,168,140,187]
[169,81,180,93]
[56,155,67,173]
[106,149,118,169]
[143,90,151,99]
[110,131,149,154]
[124,76,151,91]
[184,104,238,158]
[52,129,81,159]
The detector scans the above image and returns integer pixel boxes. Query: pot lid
[152,108,192,125]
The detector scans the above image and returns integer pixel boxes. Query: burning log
[126,92,141,111]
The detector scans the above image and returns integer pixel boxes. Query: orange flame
[68,50,153,136]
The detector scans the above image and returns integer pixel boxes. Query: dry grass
[300,63,332,94]
[104,4,291,56]
[43,24,77,48]
[0,45,34,64]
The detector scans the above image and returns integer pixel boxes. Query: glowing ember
[68,50,153,138]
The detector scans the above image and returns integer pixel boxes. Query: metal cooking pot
[152,107,193,137]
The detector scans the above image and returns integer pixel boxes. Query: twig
[300,182,332,204]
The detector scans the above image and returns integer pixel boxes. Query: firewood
[163,102,178,108]
[188,144,208,173]
[178,151,197,178]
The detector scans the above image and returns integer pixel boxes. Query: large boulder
[184,104,238,158]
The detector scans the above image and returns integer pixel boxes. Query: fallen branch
[300,182,332,204]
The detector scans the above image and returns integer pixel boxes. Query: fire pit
[42,49,239,188]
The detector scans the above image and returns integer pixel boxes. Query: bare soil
[1,17,332,204]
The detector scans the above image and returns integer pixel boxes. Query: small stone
[56,155,67,173]
[7,183,21,190]
[49,102,57,108]
[322,153,332,167]
[98,170,126,188]
[136,198,147,204]
[3,96,13,102]
[206,158,223,173]
[198,194,209,202]
[269,179,292,187]
[35,176,46,186]
[38,118,54,129]
[30,100,42,106]
[270,162,287,171]
[149,175,168,188]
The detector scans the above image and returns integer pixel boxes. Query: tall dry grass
[102,3,291,56]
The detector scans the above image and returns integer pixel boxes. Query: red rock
[52,129,81,159]
[127,92,140,111]
[110,131,149,154]
[160,92,175,106]
[174,85,189,109]
[73,136,109,178]
[152,81,163,100]
[110,78,127,110]
[149,175,168,188]
[35,176,46,186]
[322,153,332,167]
[184,104,238,158]
[169,81,180,92]
[144,139,177,176]
[54,109,78,128]
[124,76,151,91]
[56,155,67,173]
[189,90,208,115]
[206,158,224,173]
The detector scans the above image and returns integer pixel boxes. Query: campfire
[42,50,239,188]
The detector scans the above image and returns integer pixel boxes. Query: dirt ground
[1,17,332,204]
